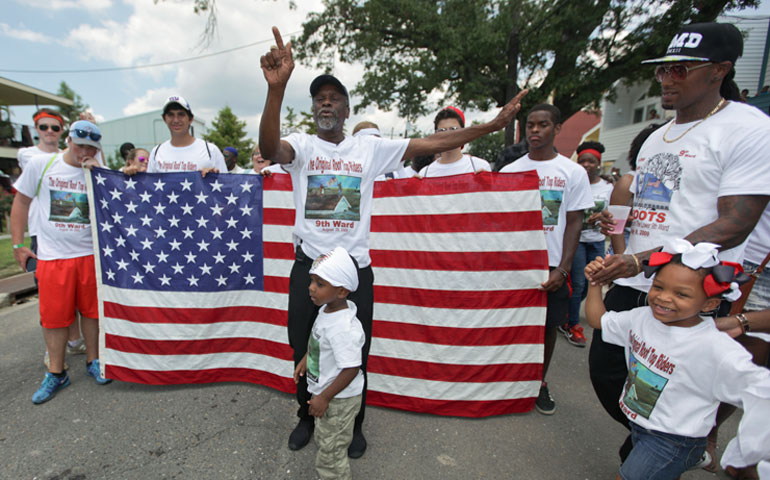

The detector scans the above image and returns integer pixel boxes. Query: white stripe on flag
[371,230,546,252]
[100,285,287,310]
[374,267,546,291]
[373,304,545,329]
[373,190,541,215]
[369,374,541,401]
[103,318,287,342]
[104,350,292,376]
[370,338,543,365]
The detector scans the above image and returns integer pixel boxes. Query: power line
[0,30,302,74]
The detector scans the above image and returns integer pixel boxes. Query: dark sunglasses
[72,128,102,141]
[654,63,712,82]
[137,156,147,163]
[38,124,61,132]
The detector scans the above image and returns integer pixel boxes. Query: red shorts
[37,255,98,329]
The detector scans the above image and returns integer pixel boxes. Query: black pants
[589,284,731,460]
[288,245,373,430]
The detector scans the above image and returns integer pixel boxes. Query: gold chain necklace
[662,98,726,143]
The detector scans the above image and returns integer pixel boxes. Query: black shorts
[545,267,570,328]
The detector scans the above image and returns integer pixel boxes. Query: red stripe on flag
[371,211,543,233]
[368,356,542,383]
[367,391,535,417]
[105,365,295,393]
[373,321,543,346]
[104,302,287,326]
[262,174,293,191]
[369,250,548,271]
[374,285,547,309]
[372,170,540,198]
[263,208,295,225]
[263,242,294,260]
[263,275,289,293]
[106,334,293,360]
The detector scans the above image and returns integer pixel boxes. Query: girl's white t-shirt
[580,179,614,243]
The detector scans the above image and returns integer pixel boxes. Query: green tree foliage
[56,81,89,149]
[105,146,125,171]
[202,106,255,167]
[294,0,758,144]
[56,81,89,125]
[467,124,504,166]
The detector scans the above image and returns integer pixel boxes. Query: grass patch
[0,237,26,279]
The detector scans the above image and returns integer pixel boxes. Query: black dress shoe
[347,428,367,458]
[288,419,314,451]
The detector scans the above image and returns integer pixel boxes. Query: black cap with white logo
[642,22,743,65]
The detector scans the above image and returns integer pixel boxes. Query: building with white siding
[595,15,770,173]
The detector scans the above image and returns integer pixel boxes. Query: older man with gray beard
[258,27,527,459]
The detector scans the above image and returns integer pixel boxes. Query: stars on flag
[92,169,264,291]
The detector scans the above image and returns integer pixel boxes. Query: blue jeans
[568,240,605,327]
[619,423,706,480]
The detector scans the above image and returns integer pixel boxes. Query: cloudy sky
[3,0,770,142]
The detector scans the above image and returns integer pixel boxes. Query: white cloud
[21,0,112,10]
[0,23,54,43]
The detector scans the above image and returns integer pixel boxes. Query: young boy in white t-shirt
[294,247,365,480]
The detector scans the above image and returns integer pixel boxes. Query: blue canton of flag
[91,168,264,292]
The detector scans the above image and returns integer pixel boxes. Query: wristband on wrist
[556,267,569,279]
[736,313,750,333]
[630,254,641,274]
[12,243,25,249]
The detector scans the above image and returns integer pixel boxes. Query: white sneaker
[66,338,87,355]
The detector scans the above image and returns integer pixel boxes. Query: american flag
[89,169,547,417]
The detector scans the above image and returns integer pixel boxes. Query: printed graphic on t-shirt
[540,190,562,226]
[49,190,90,224]
[305,175,361,221]
[306,334,320,384]
[632,153,681,238]
[621,353,668,419]
[582,199,606,231]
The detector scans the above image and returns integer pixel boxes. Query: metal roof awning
[0,77,74,108]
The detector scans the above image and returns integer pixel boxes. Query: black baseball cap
[642,22,743,65]
[309,74,349,98]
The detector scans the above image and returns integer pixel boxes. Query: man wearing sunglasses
[11,120,112,405]
[586,22,770,470]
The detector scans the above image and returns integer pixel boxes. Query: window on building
[633,107,644,123]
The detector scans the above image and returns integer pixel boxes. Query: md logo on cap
[668,32,703,51]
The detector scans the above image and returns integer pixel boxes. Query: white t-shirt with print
[617,101,770,292]
[744,204,770,266]
[580,179,614,243]
[417,154,491,178]
[17,146,60,237]
[306,300,365,399]
[500,154,594,267]
[283,132,409,267]
[601,307,770,438]
[13,153,93,260]
[147,138,227,173]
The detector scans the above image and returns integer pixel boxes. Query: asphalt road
[0,299,739,480]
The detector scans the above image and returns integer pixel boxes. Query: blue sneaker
[86,359,112,385]
[32,372,70,404]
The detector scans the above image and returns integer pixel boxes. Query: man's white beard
[317,115,339,131]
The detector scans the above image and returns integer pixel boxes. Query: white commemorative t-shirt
[601,307,770,438]
[147,138,227,173]
[580,179,614,243]
[500,154,594,267]
[306,300,365,399]
[17,146,60,237]
[13,154,93,260]
[617,101,770,292]
[418,154,491,178]
[283,133,409,267]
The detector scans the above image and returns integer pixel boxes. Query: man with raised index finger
[258,26,527,458]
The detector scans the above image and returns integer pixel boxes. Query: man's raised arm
[259,27,296,165]
[403,90,528,160]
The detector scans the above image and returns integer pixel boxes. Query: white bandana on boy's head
[310,246,359,292]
